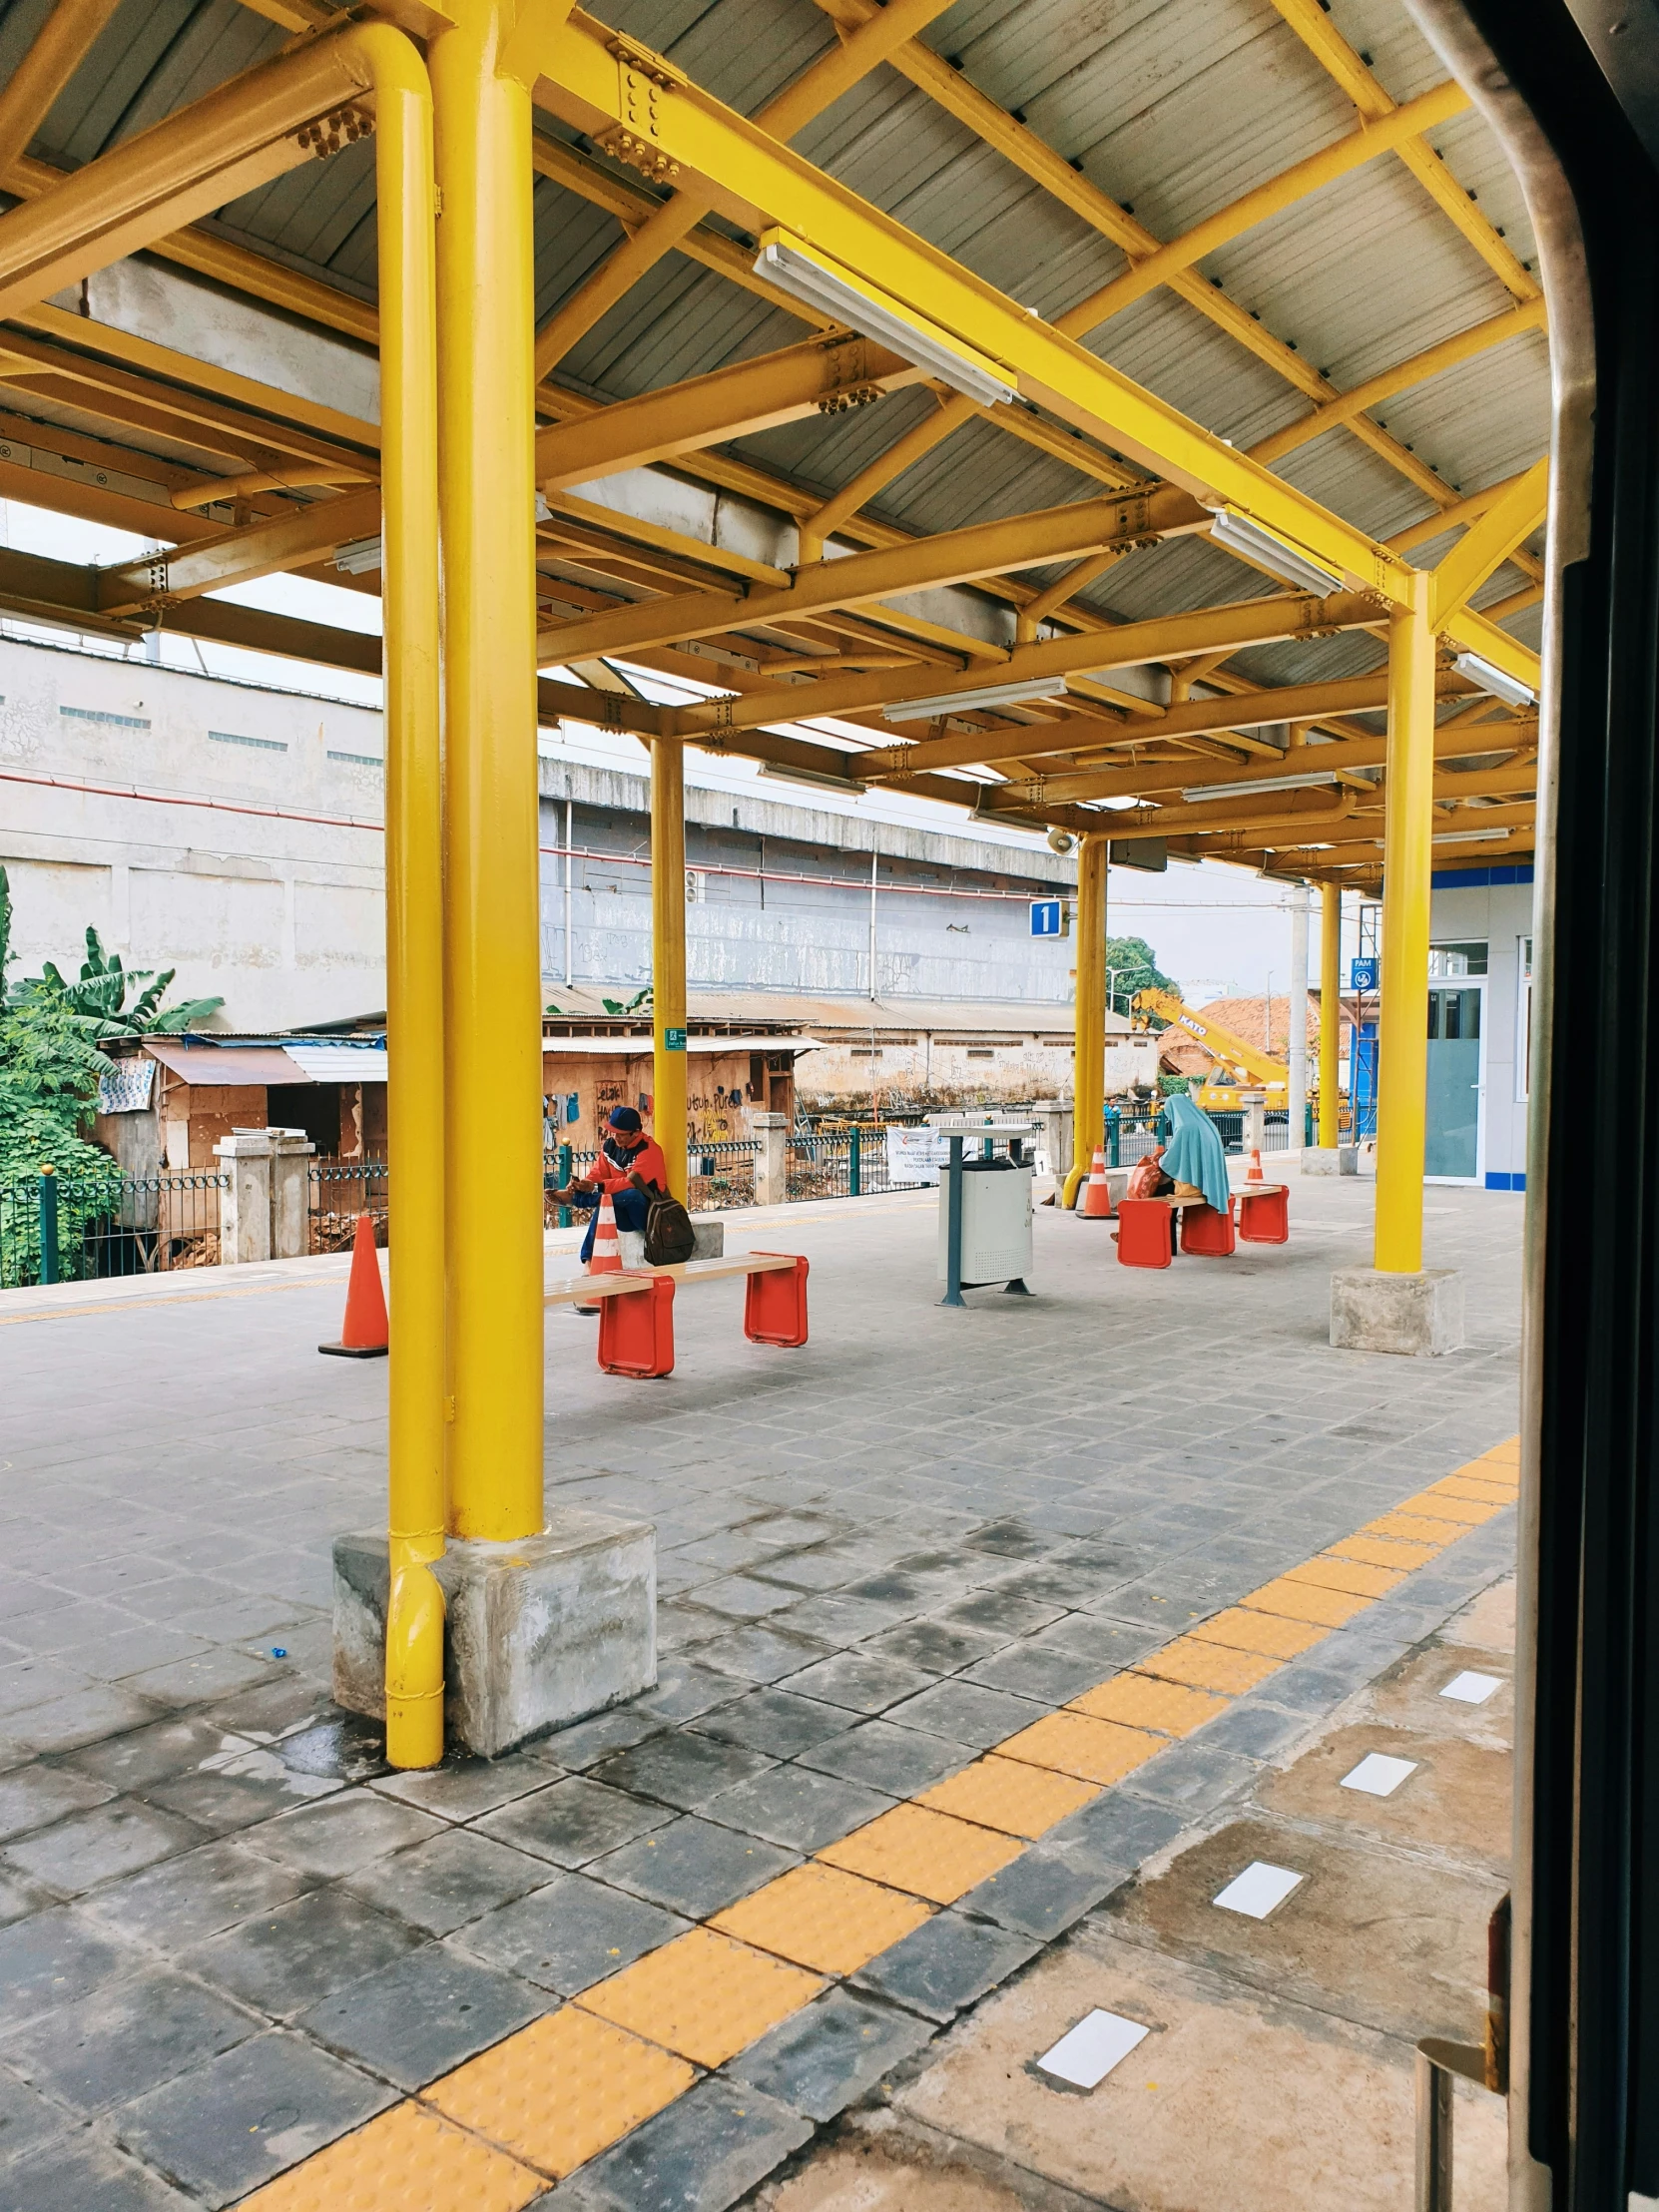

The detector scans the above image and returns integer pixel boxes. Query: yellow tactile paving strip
[574,1926,824,2067]
[711,1861,931,1973]
[241,1433,1523,2208]
[817,1800,1025,1903]
[915,1754,1099,1839]
[424,2007,694,2180]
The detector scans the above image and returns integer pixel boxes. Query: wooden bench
[546,1252,809,1377]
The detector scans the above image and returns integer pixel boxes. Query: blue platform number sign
[1030,897,1067,937]
[1350,957,1379,992]
[664,1026,687,1051]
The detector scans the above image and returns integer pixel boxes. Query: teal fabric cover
[1160,1094,1231,1212]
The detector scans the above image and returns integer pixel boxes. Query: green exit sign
[663,1027,687,1051]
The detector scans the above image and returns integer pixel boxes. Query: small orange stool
[598,1274,676,1377]
[1181,1197,1237,1257]
[1238,1185,1290,1244]
[1116,1197,1174,1268]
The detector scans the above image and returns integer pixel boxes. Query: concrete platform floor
[0,1175,1522,2207]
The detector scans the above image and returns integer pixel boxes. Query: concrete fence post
[268,1128,316,1259]
[214,1131,273,1265]
[752,1112,790,1206]
[1241,1092,1266,1159]
[1029,1099,1072,1181]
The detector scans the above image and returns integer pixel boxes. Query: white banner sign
[885,1125,951,1186]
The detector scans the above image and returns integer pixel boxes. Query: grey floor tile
[776,1653,935,1716]
[257,1792,445,1880]
[1192,1699,1313,1761]
[692,1691,849,1760]
[83,1840,312,1947]
[0,2068,63,2168]
[960,1642,1109,1704]
[588,1732,774,1813]
[11,1966,256,2113]
[559,2077,810,2212]
[1045,1790,1189,1874]
[0,1767,112,1844]
[861,1620,1006,1676]
[296,1942,542,2089]
[0,1911,136,2025]
[0,2136,198,2211]
[700,1766,893,1854]
[941,1591,1065,1638]
[185,1886,423,2018]
[694,1625,834,1684]
[474,1777,671,1868]
[727,1986,933,2120]
[4,1690,164,1759]
[2,1803,202,1898]
[631,1663,748,1724]
[780,1595,909,1646]
[881,1679,1046,1750]
[692,1577,798,1621]
[453,1871,685,1995]
[111,2030,392,2205]
[851,1911,1039,2023]
[538,1709,667,1771]
[141,1767,338,1836]
[369,1752,562,1824]
[342,1830,549,1936]
[797,1720,967,1797]
[956,1845,1127,1940]
[592,1814,797,1918]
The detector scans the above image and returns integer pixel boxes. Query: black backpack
[644,1189,697,1265]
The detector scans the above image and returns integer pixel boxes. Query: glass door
[1424,982,1484,1181]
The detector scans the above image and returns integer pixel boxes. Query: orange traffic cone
[1080,1147,1113,1219]
[1246,1147,1265,1184]
[318,1213,388,1358]
[588,1189,624,1275]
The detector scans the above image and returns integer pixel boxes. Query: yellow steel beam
[1071,80,1470,330]
[98,487,381,612]
[0,34,384,322]
[673,592,1390,738]
[535,486,1210,663]
[1248,299,1547,469]
[798,391,971,563]
[0,0,124,178]
[816,0,1465,515]
[531,0,955,378]
[534,333,928,488]
[1266,0,1540,302]
[1430,456,1549,627]
[525,13,1447,611]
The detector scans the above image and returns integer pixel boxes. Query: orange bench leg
[1181,1199,1237,1256]
[598,1275,676,1377]
[1115,1199,1173,1269]
[745,1254,810,1346]
[1238,1188,1289,1244]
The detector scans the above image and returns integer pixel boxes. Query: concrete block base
[332,1506,656,1758]
[1301,1146,1358,1177]
[1330,1268,1464,1357]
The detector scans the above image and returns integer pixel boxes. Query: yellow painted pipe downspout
[1062,830,1108,1210]
[355,22,446,1770]
[652,738,689,1204]
[1319,880,1341,1147]
[1374,569,1435,1275]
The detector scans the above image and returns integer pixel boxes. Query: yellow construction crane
[1131,989,1291,1112]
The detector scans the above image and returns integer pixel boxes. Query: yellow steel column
[432,0,544,1541]
[651,738,688,1201]
[1375,569,1435,1273]
[1319,879,1341,1149]
[365,24,446,1769]
[1063,830,1107,1209]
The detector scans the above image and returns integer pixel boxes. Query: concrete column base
[332,1505,656,1758]
[1302,1146,1358,1177]
[1330,1268,1464,1357]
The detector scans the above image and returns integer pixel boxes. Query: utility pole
[1289,884,1310,1146]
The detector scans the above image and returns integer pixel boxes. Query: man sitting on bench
[546,1106,672,1302]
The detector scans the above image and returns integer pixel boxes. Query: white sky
[0,497,1355,1000]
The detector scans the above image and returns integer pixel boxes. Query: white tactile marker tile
[1340,1752,1418,1798]
[1441,1670,1502,1705]
[1213,1862,1305,1920]
[1036,2009,1151,2089]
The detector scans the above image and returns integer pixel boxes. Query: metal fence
[1,1168,227,1288]
[786,1125,931,1202]
[1104,1102,1308,1166]
[688,1140,756,1213]
[307,1157,387,1253]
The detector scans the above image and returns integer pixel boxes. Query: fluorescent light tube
[1433,825,1517,843]
[1210,509,1346,595]
[333,534,382,575]
[760,760,868,795]
[1451,651,1536,709]
[1181,769,1339,804]
[754,230,1017,409]
[881,676,1069,722]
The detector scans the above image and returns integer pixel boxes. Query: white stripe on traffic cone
[588,1190,624,1273]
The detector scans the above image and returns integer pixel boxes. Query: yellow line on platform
[235,1434,1521,2207]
